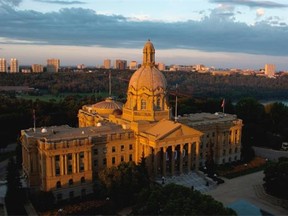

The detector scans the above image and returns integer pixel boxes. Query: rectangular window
[80,163,84,172]
[121,145,124,151]
[103,158,107,165]
[55,167,60,176]
[94,149,98,155]
[112,157,116,165]
[112,146,116,153]
[67,153,72,160]
[68,164,72,174]
[55,155,60,161]
[129,154,132,161]
[80,152,84,158]
[103,147,107,154]
[121,156,124,162]
[129,144,133,150]
[94,159,98,167]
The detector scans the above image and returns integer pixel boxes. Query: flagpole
[33,109,36,132]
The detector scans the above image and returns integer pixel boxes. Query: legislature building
[21,40,243,201]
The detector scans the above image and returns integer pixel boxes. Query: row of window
[56,177,86,189]
[93,144,133,155]
[57,188,86,201]
[204,130,239,139]
[93,154,133,167]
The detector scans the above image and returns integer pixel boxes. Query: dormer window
[141,99,146,110]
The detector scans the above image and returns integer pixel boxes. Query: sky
[0,0,288,70]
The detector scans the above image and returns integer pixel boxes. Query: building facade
[10,58,19,73]
[265,64,276,77]
[22,40,243,201]
[114,59,127,70]
[47,59,60,72]
[0,58,7,72]
[103,59,111,69]
[32,64,44,73]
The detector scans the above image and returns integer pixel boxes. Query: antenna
[109,71,112,97]
[175,84,178,122]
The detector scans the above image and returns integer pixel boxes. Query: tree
[5,157,26,215]
[132,184,236,215]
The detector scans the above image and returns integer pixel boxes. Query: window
[94,159,98,167]
[223,150,226,156]
[235,147,238,153]
[94,149,98,155]
[55,155,60,161]
[121,156,124,162]
[80,152,84,158]
[112,146,116,153]
[129,144,133,150]
[156,98,161,109]
[67,153,72,160]
[80,163,84,172]
[103,147,107,154]
[121,145,124,151]
[81,189,86,197]
[56,181,61,188]
[103,158,107,165]
[112,157,116,165]
[55,166,60,176]
[212,132,215,137]
[69,179,73,186]
[141,99,146,110]
[129,154,133,161]
[68,164,72,174]
[81,177,85,184]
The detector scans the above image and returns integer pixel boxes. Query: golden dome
[128,66,167,91]
[92,97,123,115]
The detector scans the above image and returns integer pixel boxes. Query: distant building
[47,59,60,72]
[77,64,86,70]
[265,64,275,77]
[129,61,138,70]
[103,59,111,69]
[32,64,44,73]
[157,62,166,71]
[0,58,7,72]
[114,59,127,70]
[10,58,19,73]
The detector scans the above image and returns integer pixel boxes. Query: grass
[217,157,267,179]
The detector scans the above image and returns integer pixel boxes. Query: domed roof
[128,66,167,91]
[92,97,123,115]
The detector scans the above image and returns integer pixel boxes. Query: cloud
[34,0,86,4]
[256,8,265,17]
[0,6,288,56]
[0,0,22,7]
[210,0,288,8]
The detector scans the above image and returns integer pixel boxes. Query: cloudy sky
[0,0,288,70]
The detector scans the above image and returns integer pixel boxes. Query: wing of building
[21,40,243,201]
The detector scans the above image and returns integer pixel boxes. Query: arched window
[141,99,146,110]
[81,177,85,184]
[156,98,161,110]
[68,179,73,186]
[56,181,61,188]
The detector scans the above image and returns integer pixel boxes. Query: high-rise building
[129,61,138,70]
[103,59,111,69]
[32,64,44,73]
[21,40,243,202]
[265,64,276,77]
[114,59,127,70]
[0,58,7,72]
[47,59,60,72]
[10,58,19,73]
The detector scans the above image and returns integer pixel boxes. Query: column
[73,153,77,173]
[188,143,191,171]
[64,155,67,175]
[153,148,158,176]
[180,144,183,174]
[76,153,79,173]
[162,147,167,177]
[195,142,200,170]
[171,145,175,176]
[84,151,89,171]
[51,156,55,176]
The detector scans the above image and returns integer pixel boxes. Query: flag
[221,99,225,108]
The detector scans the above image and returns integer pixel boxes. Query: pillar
[188,143,191,171]
[162,147,167,177]
[153,148,158,176]
[180,144,183,174]
[73,153,77,173]
[195,142,200,170]
[64,155,67,175]
[171,145,175,176]
[51,156,55,176]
